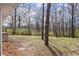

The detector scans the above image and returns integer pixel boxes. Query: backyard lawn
[3,35,79,56]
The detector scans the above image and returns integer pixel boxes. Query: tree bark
[62,4,65,37]
[54,4,58,37]
[71,4,75,38]
[28,4,31,35]
[41,3,44,40]
[45,3,51,46]
[12,8,16,34]
[36,22,40,35]
[18,14,21,28]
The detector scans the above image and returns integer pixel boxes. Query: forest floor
[2,35,79,56]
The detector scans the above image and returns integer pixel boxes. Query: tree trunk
[18,14,21,28]
[12,8,16,34]
[36,22,40,36]
[41,3,44,40]
[71,4,75,38]
[45,3,51,46]
[28,5,31,35]
[11,14,13,29]
[62,4,65,37]
[54,4,58,37]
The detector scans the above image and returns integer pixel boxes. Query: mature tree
[71,3,75,38]
[10,14,14,29]
[54,4,58,37]
[18,14,21,28]
[41,3,45,40]
[45,3,51,46]
[58,9,62,37]
[62,4,65,36]
[28,4,31,35]
[12,8,17,34]
[36,21,40,35]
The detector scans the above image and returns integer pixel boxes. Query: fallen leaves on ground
[2,41,21,56]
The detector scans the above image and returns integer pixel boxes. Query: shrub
[49,32,54,36]
[6,29,12,34]
[15,29,21,35]
[15,29,32,35]
[64,32,69,37]
[20,29,29,35]
[34,32,42,36]
[75,29,79,38]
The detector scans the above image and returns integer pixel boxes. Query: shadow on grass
[46,45,57,56]
[46,43,64,56]
[42,39,63,56]
[50,40,78,53]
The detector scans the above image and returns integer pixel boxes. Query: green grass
[8,35,79,56]
[75,29,79,38]
[3,28,32,35]
[49,37,79,55]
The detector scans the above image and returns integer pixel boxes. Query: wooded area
[2,3,79,56]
